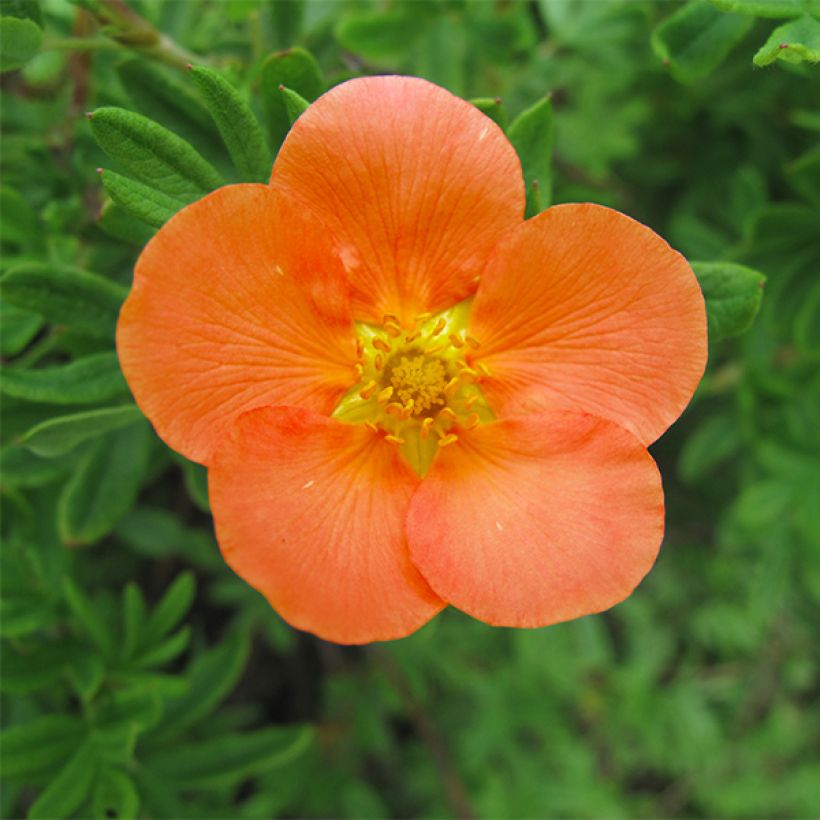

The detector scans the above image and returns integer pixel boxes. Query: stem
[374,648,476,820]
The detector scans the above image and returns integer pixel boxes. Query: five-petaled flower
[117,76,707,644]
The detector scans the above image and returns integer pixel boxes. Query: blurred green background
[2,0,819,817]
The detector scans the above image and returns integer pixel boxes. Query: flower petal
[469,203,707,445]
[407,411,664,628]
[272,76,525,324]
[209,406,444,644]
[117,184,357,465]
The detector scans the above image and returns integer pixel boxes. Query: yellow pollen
[373,338,391,353]
[438,433,459,448]
[377,386,394,403]
[389,354,448,415]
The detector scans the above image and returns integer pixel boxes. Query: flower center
[332,299,493,476]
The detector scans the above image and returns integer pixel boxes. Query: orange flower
[118,76,707,644]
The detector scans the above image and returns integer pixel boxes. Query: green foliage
[651,1,754,82]
[693,261,767,340]
[753,13,820,64]
[1,1,818,818]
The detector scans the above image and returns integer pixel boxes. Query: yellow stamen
[372,337,391,353]
[463,394,479,411]
[384,321,402,338]
[414,312,432,323]
[444,376,460,397]
[420,417,434,439]
[359,380,378,400]
[383,312,400,325]
[354,363,364,379]
[448,333,464,348]
[462,413,480,430]
[432,318,446,336]
[438,433,459,448]
[438,407,457,422]
[465,335,481,349]
[404,330,420,344]
[385,434,405,445]
[374,353,383,371]
[476,362,492,376]
[386,402,405,416]
[364,421,380,433]
[377,386,394,403]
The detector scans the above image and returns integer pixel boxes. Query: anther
[372,338,391,353]
[459,366,480,380]
[438,433,459,448]
[374,353,383,371]
[448,333,464,348]
[354,363,364,379]
[386,402,404,416]
[414,312,432,323]
[402,399,415,419]
[385,434,405,445]
[383,312,400,325]
[384,321,402,338]
[432,318,446,336]
[444,376,460,397]
[364,421,380,433]
[404,330,420,344]
[426,343,445,355]
[377,386,394,403]
[465,335,481,349]
[356,338,364,357]
[475,362,492,376]
[439,407,457,422]
[359,380,378,400]
[463,394,479,410]
[420,417,434,439]
[462,413,480,430]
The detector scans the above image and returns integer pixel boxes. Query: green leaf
[508,96,553,216]
[97,200,155,246]
[709,0,820,17]
[181,458,210,511]
[68,651,106,703]
[0,595,56,637]
[0,444,74,488]
[280,84,310,124]
[753,14,820,65]
[58,421,152,545]
[116,58,221,154]
[786,144,820,204]
[335,8,427,65]
[0,715,85,780]
[145,571,196,643]
[0,352,127,404]
[1,0,43,26]
[63,577,113,654]
[91,768,140,820]
[29,740,100,820]
[122,582,147,661]
[150,633,250,740]
[470,97,509,130]
[21,405,143,458]
[692,261,766,340]
[135,626,191,669]
[0,263,126,339]
[143,726,312,787]
[189,65,271,182]
[652,1,754,83]
[0,16,43,73]
[679,414,743,482]
[269,0,304,48]
[0,185,39,247]
[99,169,185,228]
[795,281,820,352]
[0,299,42,357]
[259,47,323,148]
[89,107,223,200]
[0,639,86,694]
